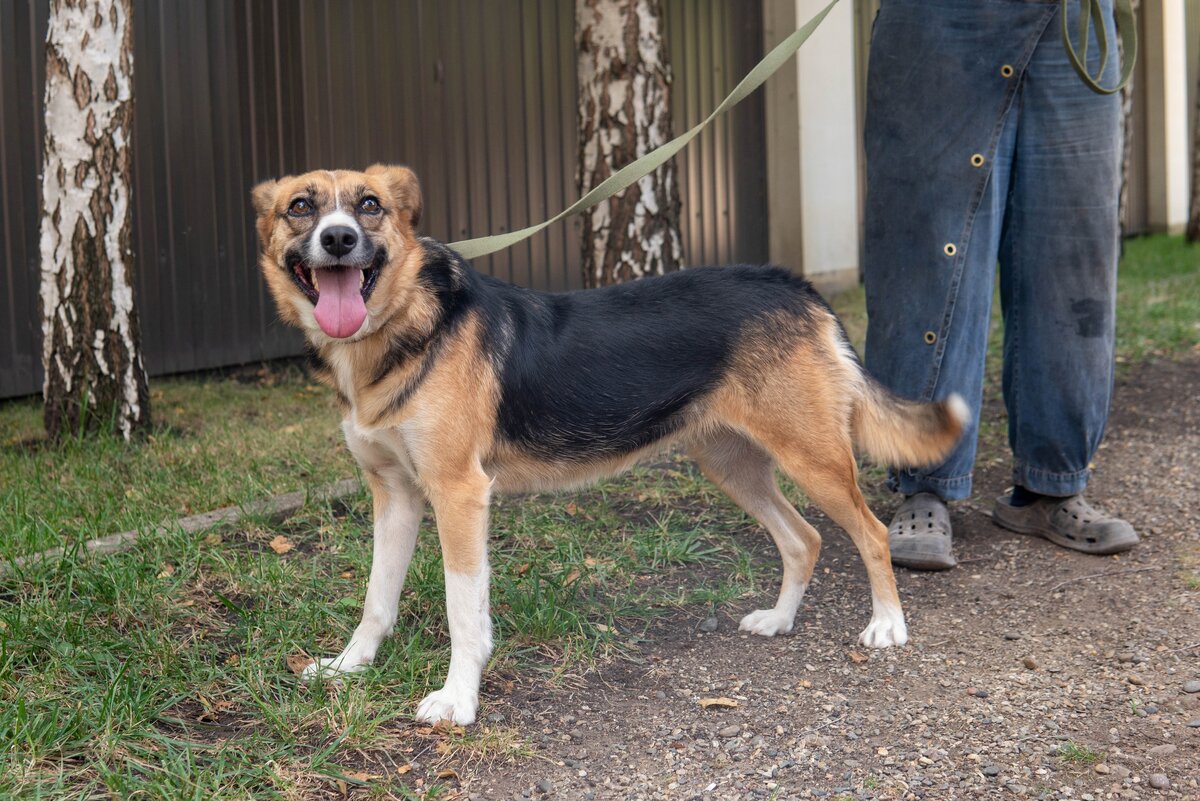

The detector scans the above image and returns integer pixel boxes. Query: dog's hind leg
[415,462,494,726]
[304,467,424,679]
[689,431,821,637]
[772,445,908,648]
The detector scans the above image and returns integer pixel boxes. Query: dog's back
[469,261,833,462]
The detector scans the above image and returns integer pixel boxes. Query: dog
[251,165,968,725]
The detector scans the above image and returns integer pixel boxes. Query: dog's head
[252,165,423,342]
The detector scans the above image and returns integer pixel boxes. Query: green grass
[0,458,761,798]
[1056,742,1106,766]
[0,365,349,558]
[1114,235,1200,361]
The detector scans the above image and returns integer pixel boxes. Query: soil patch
[462,356,1200,801]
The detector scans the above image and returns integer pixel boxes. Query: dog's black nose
[320,226,358,257]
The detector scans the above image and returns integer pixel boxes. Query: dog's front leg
[416,465,493,725]
[304,470,424,679]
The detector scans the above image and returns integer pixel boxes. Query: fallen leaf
[698,697,738,709]
[157,563,176,578]
[345,771,377,782]
[224,653,240,666]
[196,698,233,722]
[432,719,463,735]
[286,652,314,674]
[436,768,459,781]
[396,764,413,775]
[564,502,579,516]
[335,779,347,797]
[269,535,295,555]
[563,568,581,586]
[847,650,868,663]
[203,532,223,546]
[514,562,531,576]
[339,570,355,579]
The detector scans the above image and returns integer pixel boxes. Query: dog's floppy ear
[251,178,281,246]
[251,178,286,247]
[251,179,279,217]
[366,164,422,228]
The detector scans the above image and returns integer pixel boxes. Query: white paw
[301,654,371,681]
[858,612,909,649]
[738,609,795,637]
[415,686,478,726]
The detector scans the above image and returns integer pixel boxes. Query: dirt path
[462,357,1200,801]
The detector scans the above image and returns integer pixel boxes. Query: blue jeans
[863,0,1122,501]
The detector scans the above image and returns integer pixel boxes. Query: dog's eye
[288,198,313,217]
[358,196,381,215]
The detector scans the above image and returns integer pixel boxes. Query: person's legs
[863,1,1036,503]
[993,0,1137,553]
[862,0,1055,567]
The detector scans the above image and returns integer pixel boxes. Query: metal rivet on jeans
[971,153,985,167]
[943,242,957,257]
[1000,64,1014,78]
[924,331,937,345]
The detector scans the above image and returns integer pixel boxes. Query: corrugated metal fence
[0,0,766,399]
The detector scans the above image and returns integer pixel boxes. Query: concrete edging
[2,477,362,576]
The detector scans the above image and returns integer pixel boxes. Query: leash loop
[1060,0,1137,94]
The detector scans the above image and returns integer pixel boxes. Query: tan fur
[851,383,967,467]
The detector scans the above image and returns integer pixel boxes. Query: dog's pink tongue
[313,269,367,339]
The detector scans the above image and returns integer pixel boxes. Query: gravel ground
[455,356,1200,801]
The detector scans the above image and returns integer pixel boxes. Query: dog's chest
[342,417,420,484]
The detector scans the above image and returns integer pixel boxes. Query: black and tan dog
[252,165,968,725]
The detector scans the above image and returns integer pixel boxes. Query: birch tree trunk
[576,0,683,288]
[39,0,149,439]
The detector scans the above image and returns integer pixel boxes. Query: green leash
[447,0,840,260]
[447,0,1134,260]
[1061,0,1137,94]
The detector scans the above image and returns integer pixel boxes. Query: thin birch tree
[576,0,683,288]
[39,0,150,439]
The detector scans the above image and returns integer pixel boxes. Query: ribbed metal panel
[1,0,765,400]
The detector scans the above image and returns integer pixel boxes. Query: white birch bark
[39,0,149,438]
[576,0,683,288]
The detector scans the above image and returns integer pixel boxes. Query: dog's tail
[849,367,970,469]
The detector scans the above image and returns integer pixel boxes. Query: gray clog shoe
[888,492,956,570]
[992,492,1139,555]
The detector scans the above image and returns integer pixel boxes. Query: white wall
[764,0,861,293]
[1143,0,1191,232]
